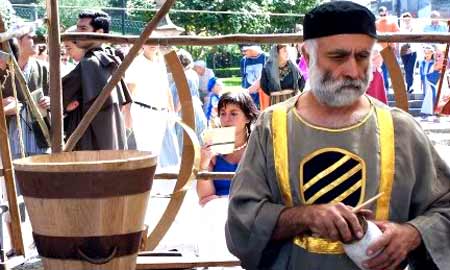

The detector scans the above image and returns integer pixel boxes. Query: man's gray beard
[309,64,372,107]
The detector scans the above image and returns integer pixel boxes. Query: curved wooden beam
[380,46,409,112]
[145,51,200,250]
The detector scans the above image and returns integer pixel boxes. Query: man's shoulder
[371,98,415,122]
[82,49,116,67]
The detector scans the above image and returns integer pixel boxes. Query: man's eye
[356,54,370,61]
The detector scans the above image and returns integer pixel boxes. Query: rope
[8,59,25,159]
[11,4,304,18]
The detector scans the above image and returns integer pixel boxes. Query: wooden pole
[434,20,450,114]
[0,81,25,257]
[60,32,450,46]
[47,0,63,152]
[0,16,26,257]
[381,46,409,112]
[63,0,176,151]
[154,171,235,180]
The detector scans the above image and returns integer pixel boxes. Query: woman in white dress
[125,46,180,167]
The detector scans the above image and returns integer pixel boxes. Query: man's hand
[363,222,421,270]
[3,97,23,116]
[303,203,365,243]
[38,96,50,110]
[66,100,79,112]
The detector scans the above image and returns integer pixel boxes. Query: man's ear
[301,46,310,65]
[96,29,104,33]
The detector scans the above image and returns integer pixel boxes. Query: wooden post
[381,46,409,112]
[60,32,450,47]
[435,20,450,114]
[47,0,64,152]
[0,16,25,257]
[63,0,176,151]
[0,79,25,257]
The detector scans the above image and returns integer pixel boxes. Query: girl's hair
[38,44,47,55]
[276,44,288,52]
[218,91,259,136]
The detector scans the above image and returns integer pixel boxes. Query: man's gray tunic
[225,96,450,269]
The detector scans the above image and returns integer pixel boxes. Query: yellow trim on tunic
[272,107,293,207]
[271,103,395,255]
[374,106,395,220]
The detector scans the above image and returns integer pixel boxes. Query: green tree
[37,0,108,29]
[124,0,272,35]
[122,0,319,35]
[0,0,16,28]
[268,0,318,33]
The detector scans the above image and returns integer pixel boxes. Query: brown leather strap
[16,166,155,198]
[34,231,143,262]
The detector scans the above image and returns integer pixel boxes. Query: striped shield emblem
[300,148,365,207]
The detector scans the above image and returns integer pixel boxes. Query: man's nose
[342,57,360,79]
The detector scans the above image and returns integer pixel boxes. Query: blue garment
[401,52,417,91]
[240,53,266,108]
[423,24,448,33]
[419,59,440,98]
[419,59,440,115]
[170,69,207,149]
[205,93,220,122]
[381,62,390,91]
[213,155,238,196]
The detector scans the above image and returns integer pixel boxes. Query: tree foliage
[124,0,318,35]
[37,0,108,29]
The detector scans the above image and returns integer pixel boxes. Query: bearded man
[225,2,450,270]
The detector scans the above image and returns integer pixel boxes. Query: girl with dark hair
[196,91,258,259]
[197,91,258,205]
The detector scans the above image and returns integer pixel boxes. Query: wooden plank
[436,21,450,114]
[63,0,176,151]
[0,16,25,257]
[381,46,409,112]
[154,171,235,180]
[47,0,64,152]
[136,256,240,269]
[60,32,450,47]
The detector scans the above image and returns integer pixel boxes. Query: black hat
[303,1,377,41]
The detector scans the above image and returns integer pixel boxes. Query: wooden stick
[63,0,176,151]
[47,0,64,152]
[352,192,384,213]
[435,20,450,114]
[59,32,450,46]
[381,46,409,112]
[0,16,26,257]
[154,171,235,180]
[0,80,25,257]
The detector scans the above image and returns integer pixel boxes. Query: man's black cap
[303,1,377,41]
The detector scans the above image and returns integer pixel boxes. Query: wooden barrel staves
[13,150,157,270]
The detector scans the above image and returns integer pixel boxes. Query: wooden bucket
[13,150,157,270]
